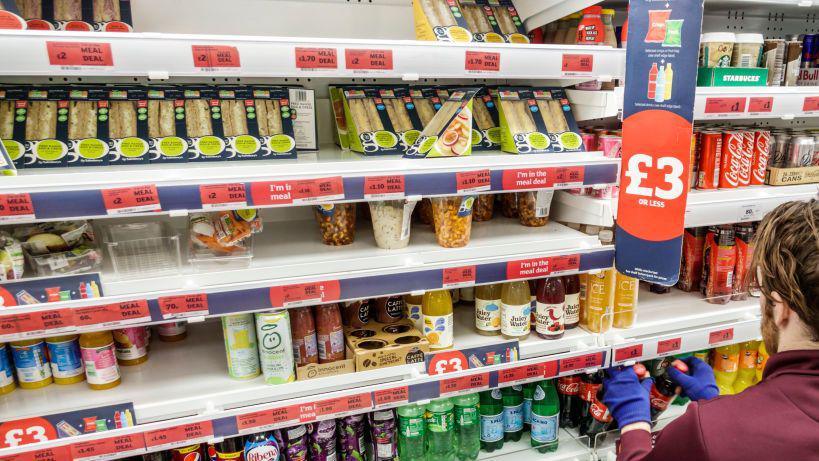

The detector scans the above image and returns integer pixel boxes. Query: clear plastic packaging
[314,203,356,246]
[500,193,519,218]
[416,198,433,225]
[104,222,181,277]
[472,194,495,222]
[369,200,417,250]
[28,245,104,277]
[517,191,554,227]
[431,196,475,249]
[188,211,260,272]
[14,221,102,277]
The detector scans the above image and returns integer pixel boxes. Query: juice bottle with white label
[501,281,531,340]
[475,284,502,336]
[585,269,615,333]
[423,290,454,350]
[404,294,424,332]
[79,331,122,390]
[45,335,85,384]
[612,271,639,329]
[10,339,52,389]
[157,322,187,342]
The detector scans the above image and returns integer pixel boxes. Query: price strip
[498,363,546,385]
[76,300,151,327]
[0,313,42,341]
[562,54,594,75]
[657,337,682,355]
[101,185,161,215]
[37,309,75,335]
[199,183,247,210]
[747,97,774,114]
[456,170,491,194]
[552,166,586,188]
[249,180,296,206]
[269,280,341,308]
[316,393,373,418]
[291,177,345,204]
[506,254,580,279]
[363,175,405,200]
[613,344,644,364]
[803,96,819,113]
[0,446,70,461]
[295,47,338,70]
[373,386,409,408]
[708,327,734,345]
[501,168,554,190]
[144,421,213,451]
[236,406,301,433]
[297,403,318,423]
[439,372,490,396]
[46,41,113,68]
[704,97,747,115]
[191,45,241,71]
[345,48,394,72]
[70,434,145,461]
[0,193,35,222]
[558,352,604,375]
[465,51,500,72]
[738,203,762,222]
[442,265,476,289]
[157,294,209,320]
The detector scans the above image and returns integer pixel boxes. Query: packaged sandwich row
[0,0,132,31]
[329,84,583,157]
[0,85,315,169]
[413,0,528,43]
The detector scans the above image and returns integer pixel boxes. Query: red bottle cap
[632,363,649,378]
[671,359,690,374]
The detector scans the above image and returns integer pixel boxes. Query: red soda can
[172,444,205,461]
[689,130,700,190]
[719,131,743,189]
[677,227,707,292]
[598,135,622,158]
[733,224,755,301]
[697,130,723,190]
[751,129,771,185]
[738,130,754,186]
[701,225,736,304]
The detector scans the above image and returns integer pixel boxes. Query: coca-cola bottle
[583,388,614,448]
[649,361,689,423]
[578,371,605,436]
[557,375,583,428]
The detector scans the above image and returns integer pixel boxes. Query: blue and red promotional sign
[0,402,134,448]
[615,0,705,285]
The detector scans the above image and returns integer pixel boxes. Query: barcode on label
[292,89,309,102]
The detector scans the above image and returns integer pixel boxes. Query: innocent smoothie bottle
[79,331,122,390]
[501,281,531,340]
[10,339,52,389]
[475,284,502,336]
[45,335,85,384]
[423,290,454,350]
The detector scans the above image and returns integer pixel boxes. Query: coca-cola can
[598,135,622,158]
[770,132,791,167]
[697,130,723,189]
[580,132,597,151]
[787,136,815,167]
[738,130,754,186]
[719,131,743,188]
[751,129,771,185]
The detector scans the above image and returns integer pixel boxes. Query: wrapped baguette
[92,0,120,22]
[54,0,82,21]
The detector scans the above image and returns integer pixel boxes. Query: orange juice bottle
[79,331,122,390]
[713,343,740,395]
[585,269,615,333]
[612,271,638,329]
[45,335,85,385]
[423,290,454,350]
[10,339,52,389]
[733,341,759,393]
[0,344,16,395]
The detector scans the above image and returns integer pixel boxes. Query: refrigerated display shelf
[476,431,593,461]
[566,88,623,122]
[695,87,819,121]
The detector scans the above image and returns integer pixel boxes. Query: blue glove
[603,366,654,427]
[667,357,719,401]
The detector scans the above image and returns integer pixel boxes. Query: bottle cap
[671,359,690,374]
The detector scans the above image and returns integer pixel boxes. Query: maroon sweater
[618,350,819,461]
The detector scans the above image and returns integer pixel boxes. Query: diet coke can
[739,130,754,186]
[787,136,815,167]
[697,131,723,190]
[720,131,744,188]
[751,129,771,185]
[770,132,791,168]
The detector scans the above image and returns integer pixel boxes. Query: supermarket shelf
[476,431,593,461]
[1,147,619,223]
[704,0,816,13]
[0,30,626,81]
[0,219,615,342]
[514,0,600,35]
[566,88,624,122]
[685,184,818,227]
[551,191,617,227]
[694,87,819,121]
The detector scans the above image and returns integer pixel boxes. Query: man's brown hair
[751,200,819,340]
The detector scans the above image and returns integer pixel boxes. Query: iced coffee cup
[700,32,736,67]
[731,33,764,67]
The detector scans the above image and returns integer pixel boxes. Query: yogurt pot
[700,32,736,67]
[731,33,764,67]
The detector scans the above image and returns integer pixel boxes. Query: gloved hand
[667,357,719,401]
[603,366,653,427]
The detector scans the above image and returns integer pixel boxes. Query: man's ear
[770,291,791,327]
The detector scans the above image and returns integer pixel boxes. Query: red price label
[465,51,500,72]
[0,313,42,340]
[363,175,405,200]
[295,47,338,70]
[748,97,774,113]
[292,177,345,204]
[345,49,394,71]
[657,337,682,355]
[552,166,586,188]
[614,344,644,363]
[456,170,491,193]
[803,96,819,113]
[101,184,161,215]
[704,97,747,114]
[562,54,594,74]
[558,352,604,374]
[192,45,241,68]
[75,305,114,327]
[0,416,59,448]
[76,301,151,327]
[442,266,476,289]
[373,387,409,407]
[297,403,318,423]
[501,168,555,190]
[144,421,213,449]
[269,280,341,308]
[542,360,559,378]
[236,407,300,433]
[38,309,74,333]
[0,193,35,222]
[498,363,545,384]
[440,373,490,396]
[316,393,372,417]
[70,434,145,460]
[708,328,734,345]
[157,294,209,320]
[46,41,113,67]
[506,254,580,279]
[199,183,247,209]
[0,447,69,461]
[250,180,296,206]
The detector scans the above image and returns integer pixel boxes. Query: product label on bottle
[423,313,454,349]
[558,376,581,396]
[81,342,120,385]
[455,405,479,427]
[0,345,13,387]
[406,301,423,332]
[382,296,405,321]
[501,302,531,337]
[426,410,454,432]
[399,416,426,437]
[523,398,532,425]
[503,402,524,433]
[530,413,559,444]
[714,352,739,373]
[113,328,148,361]
[318,330,345,360]
[564,293,580,325]
[10,342,52,383]
[649,385,673,412]
[293,333,318,365]
[46,339,83,378]
[740,349,758,369]
[158,322,186,336]
[479,413,503,442]
[535,301,564,337]
[475,298,501,332]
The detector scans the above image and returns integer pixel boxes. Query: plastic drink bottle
[612,271,638,328]
[502,385,524,442]
[671,353,692,406]
[585,269,615,333]
[647,63,659,99]
[425,398,456,461]
[693,349,711,365]
[535,277,565,339]
[578,371,605,436]
[500,281,531,340]
[79,331,121,390]
[452,393,480,461]
[369,410,397,461]
[756,342,769,383]
[474,284,502,336]
[422,290,454,350]
[404,294,424,332]
[557,375,583,428]
[479,389,504,452]
[713,343,740,395]
[578,273,588,327]
[112,327,149,366]
[522,382,535,431]
[45,335,84,384]
[531,380,560,453]
[733,340,760,393]
[10,339,52,389]
[562,275,581,330]
[649,361,688,421]
[655,65,666,103]
[396,404,426,461]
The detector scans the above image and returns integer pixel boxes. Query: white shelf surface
[567,88,623,122]
[694,87,819,121]
[685,184,818,227]
[477,431,592,461]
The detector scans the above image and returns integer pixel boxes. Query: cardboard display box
[766,166,819,186]
[345,319,429,371]
[296,358,356,381]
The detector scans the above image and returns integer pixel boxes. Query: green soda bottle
[502,385,524,442]
[397,404,426,461]
[530,380,560,453]
[452,393,480,461]
[479,389,504,453]
[522,382,536,431]
[426,398,456,461]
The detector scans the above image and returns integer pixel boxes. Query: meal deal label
[157,293,209,319]
[506,254,580,279]
[803,96,819,113]
[498,363,546,385]
[345,48,394,72]
[465,51,500,72]
[501,168,554,190]
[269,280,341,308]
[558,352,605,375]
[442,265,476,289]
[0,193,35,222]
[316,393,372,418]
[439,372,490,396]
[0,446,70,461]
[562,54,594,75]
[373,387,409,408]
[0,313,42,341]
[291,177,345,204]
[46,41,113,68]
[70,434,145,461]
[101,185,161,215]
[144,421,213,451]
[615,0,704,285]
[295,47,338,70]
[703,97,747,115]
[236,407,300,433]
[456,170,491,193]
[363,175,405,200]
[192,45,241,70]
[199,183,247,210]
[76,300,151,328]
